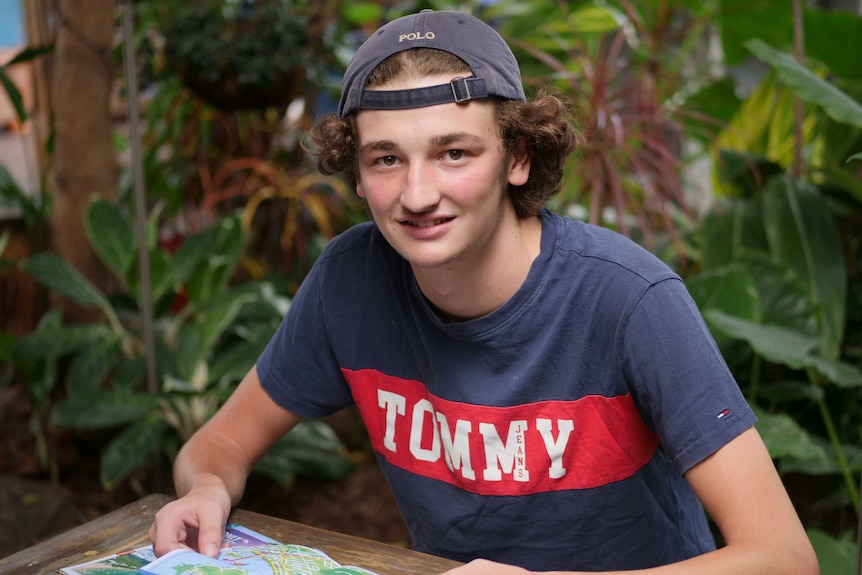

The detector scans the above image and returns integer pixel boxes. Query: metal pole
[121,0,157,396]
[121,0,161,493]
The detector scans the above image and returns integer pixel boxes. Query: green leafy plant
[13,198,353,489]
[495,0,713,254]
[155,0,318,112]
[0,44,53,126]
[684,13,862,571]
[0,307,64,481]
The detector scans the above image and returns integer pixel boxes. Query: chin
[400,249,461,270]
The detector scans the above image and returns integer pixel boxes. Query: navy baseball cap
[338,10,526,119]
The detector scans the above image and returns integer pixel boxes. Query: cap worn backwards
[338,10,525,119]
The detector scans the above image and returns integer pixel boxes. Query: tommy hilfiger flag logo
[717,409,731,419]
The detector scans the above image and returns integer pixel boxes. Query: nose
[400,162,440,214]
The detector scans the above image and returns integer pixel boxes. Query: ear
[355,174,366,199]
[507,147,531,187]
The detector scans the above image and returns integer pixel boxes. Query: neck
[413,214,542,322]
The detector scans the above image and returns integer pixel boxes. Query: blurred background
[0,1,860,572]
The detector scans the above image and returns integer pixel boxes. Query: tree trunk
[50,0,118,322]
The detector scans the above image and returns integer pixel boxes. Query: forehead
[355,99,499,148]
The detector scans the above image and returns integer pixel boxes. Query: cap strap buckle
[450,77,473,103]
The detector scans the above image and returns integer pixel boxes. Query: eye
[376,155,398,167]
[445,149,465,161]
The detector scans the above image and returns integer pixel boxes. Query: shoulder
[544,210,678,286]
[318,220,384,259]
[305,221,405,299]
[313,221,397,272]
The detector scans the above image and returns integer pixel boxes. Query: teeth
[409,218,448,227]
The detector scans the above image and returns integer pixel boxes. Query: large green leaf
[172,217,243,306]
[254,420,354,487]
[762,177,846,359]
[805,355,862,389]
[113,356,147,392]
[200,219,243,295]
[686,264,760,323]
[737,252,816,334]
[807,529,858,575]
[100,417,169,489]
[700,195,768,271]
[714,74,813,172]
[85,198,135,281]
[20,252,112,313]
[780,439,862,476]
[198,293,253,351]
[680,79,741,144]
[752,407,831,462]
[175,321,205,382]
[162,228,215,292]
[804,8,862,81]
[53,391,162,429]
[715,149,785,197]
[746,39,862,129]
[756,380,823,404]
[703,310,819,369]
[718,0,792,66]
[65,334,124,394]
[208,329,276,387]
[12,323,114,363]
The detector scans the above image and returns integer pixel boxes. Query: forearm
[172,425,255,506]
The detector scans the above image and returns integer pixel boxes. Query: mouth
[403,217,453,228]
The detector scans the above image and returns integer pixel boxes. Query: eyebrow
[359,140,397,156]
[430,132,484,147]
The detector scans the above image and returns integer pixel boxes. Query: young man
[149,10,819,574]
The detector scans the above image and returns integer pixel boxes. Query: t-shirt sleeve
[621,277,756,474]
[256,259,355,418]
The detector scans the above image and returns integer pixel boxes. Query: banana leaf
[762,177,846,359]
[746,39,862,130]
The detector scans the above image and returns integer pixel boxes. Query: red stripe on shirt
[343,368,659,496]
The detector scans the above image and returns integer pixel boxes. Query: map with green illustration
[61,524,377,575]
[141,543,377,575]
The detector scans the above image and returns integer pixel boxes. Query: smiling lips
[403,217,453,228]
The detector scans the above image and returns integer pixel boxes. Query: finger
[195,510,229,558]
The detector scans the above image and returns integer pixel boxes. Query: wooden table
[0,493,461,574]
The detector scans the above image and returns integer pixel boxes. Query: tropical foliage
[0,0,859,570]
[482,1,862,570]
[5,198,353,489]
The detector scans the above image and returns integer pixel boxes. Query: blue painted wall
[0,1,25,48]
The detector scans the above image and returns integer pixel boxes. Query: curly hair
[307,48,581,218]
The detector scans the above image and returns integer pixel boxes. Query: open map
[140,543,377,575]
[60,524,378,575]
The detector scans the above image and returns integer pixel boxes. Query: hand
[439,559,531,575]
[148,483,232,558]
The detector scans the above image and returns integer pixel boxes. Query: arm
[440,427,819,575]
[148,365,301,557]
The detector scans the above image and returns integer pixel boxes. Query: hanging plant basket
[162,1,312,112]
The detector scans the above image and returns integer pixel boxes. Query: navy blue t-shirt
[257,209,755,571]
